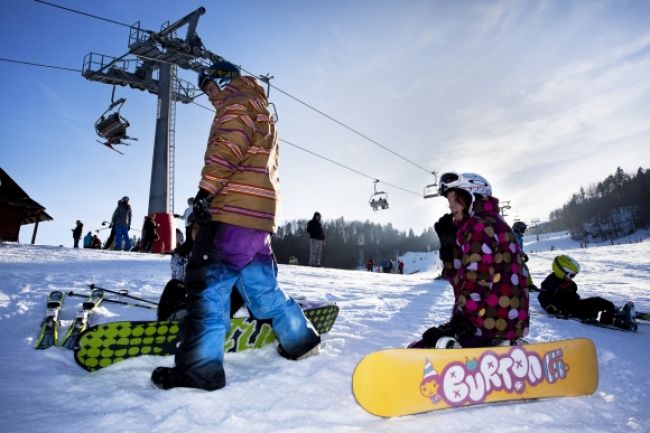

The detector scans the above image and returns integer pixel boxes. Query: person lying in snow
[538,254,637,330]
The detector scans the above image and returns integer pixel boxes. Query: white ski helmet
[437,172,492,209]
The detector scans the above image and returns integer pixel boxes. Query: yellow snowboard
[352,338,598,417]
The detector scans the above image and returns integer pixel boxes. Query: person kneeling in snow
[538,255,637,330]
[409,172,530,349]
[151,62,320,391]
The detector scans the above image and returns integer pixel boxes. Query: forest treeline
[271,218,437,269]
[273,167,649,268]
[536,167,650,242]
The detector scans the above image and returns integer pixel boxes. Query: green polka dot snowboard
[74,304,339,372]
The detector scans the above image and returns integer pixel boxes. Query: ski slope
[0,232,649,433]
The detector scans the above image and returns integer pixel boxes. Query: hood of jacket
[209,76,268,110]
[471,196,500,218]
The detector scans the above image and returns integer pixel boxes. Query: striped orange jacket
[199,76,279,233]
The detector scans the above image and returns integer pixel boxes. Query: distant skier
[111,196,132,251]
[103,209,118,250]
[512,221,528,261]
[174,197,195,250]
[307,212,325,266]
[538,255,637,330]
[410,172,529,349]
[91,234,102,249]
[72,220,83,248]
[512,221,538,291]
[83,231,92,248]
[140,215,158,252]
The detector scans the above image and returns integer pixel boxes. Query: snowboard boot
[434,336,462,349]
[151,367,225,391]
[277,335,322,361]
[492,338,529,347]
[614,302,638,331]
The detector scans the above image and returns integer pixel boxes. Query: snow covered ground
[0,231,649,433]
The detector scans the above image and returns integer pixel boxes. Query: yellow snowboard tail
[352,338,598,417]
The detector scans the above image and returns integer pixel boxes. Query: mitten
[434,213,457,262]
[192,189,213,224]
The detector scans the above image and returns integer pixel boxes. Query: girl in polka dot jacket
[410,172,530,349]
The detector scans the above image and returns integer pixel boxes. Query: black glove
[192,189,214,224]
[522,253,529,263]
[434,213,457,262]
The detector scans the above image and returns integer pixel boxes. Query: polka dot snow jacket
[445,196,530,341]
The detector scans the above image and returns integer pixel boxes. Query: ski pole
[67,291,157,310]
[88,284,159,306]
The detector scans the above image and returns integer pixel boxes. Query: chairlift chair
[422,171,439,199]
[369,180,389,211]
[94,87,138,153]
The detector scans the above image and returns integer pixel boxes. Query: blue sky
[2,0,649,247]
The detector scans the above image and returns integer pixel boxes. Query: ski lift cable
[0,56,81,73]
[0,53,422,196]
[239,66,435,176]
[281,139,421,197]
[191,101,420,197]
[33,0,153,33]
[0,51,422,190]
[33,0,438,178]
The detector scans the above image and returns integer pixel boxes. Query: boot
[151,367,225,391]
[614,302,638,331]
[492,338,528,347]
[435,336,462,349]
[277,335,322,360]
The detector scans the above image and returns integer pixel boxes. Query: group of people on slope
[365,258,404,273]
[71,220,105,249]
[72,196,166,253]
[140,63,635,394]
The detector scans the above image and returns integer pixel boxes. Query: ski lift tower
[81,7,224,252]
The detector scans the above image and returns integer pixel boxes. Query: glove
[192,189,214,224]
[434,213,456,242]
[522,253,529,263]
[434,213,457,262]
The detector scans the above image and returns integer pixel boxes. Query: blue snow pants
[175,222,319,389]
[114,224,131,251]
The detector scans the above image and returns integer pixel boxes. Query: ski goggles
[200,76,232,91]
[199,66,239,91]
[437,172,461,196]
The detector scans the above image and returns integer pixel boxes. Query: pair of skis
[33,289,105,350]
[34,285,159,350]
